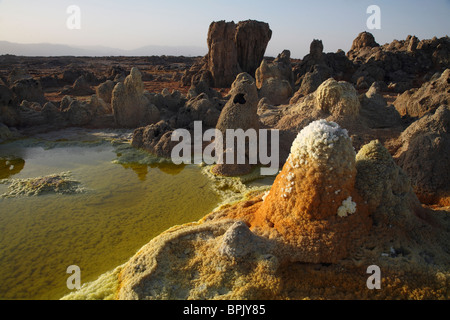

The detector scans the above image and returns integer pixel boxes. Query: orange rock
[250,120,371,263]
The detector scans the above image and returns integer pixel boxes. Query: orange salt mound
[250,119,372,263]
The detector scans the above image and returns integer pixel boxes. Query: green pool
[0,129,221,300]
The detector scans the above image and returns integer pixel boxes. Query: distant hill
[0,41,207,57]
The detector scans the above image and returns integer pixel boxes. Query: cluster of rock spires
[1,24,449,206]
[1,20,449,300]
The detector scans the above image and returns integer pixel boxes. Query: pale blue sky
[0,0,449,58]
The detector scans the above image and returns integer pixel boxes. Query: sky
[0,0,449,58]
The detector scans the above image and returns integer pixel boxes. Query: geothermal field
[0,17,449,303]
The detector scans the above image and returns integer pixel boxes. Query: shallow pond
[0,129,221,300]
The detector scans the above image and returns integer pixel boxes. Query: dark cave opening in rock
[233,93,246,105]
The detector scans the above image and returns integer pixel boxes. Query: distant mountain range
[0,41,208,57]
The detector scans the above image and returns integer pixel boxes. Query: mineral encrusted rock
[276,78,378,164]
[258,78,293,106]
[218,221,266,259]
[7,68,32,85]
[313,79,360,116]
[0,123,13,142]
[116,220,279,300]
[144,89,186,113]
[18,101,47,127]
[0,84,20,127]
[63,99,95,126]
[205,21,241,88]
[235,20,272,77]
[251,120,371,263]
[1,172,85,198]
[355,140,420,226]
[41,102,65,124]
[292,39,355,99]
[288,78,361,121]
[291,65,332,102]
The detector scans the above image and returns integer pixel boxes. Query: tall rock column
[206,21,242,88]
[235,20,272,78]
[184,20,272,88]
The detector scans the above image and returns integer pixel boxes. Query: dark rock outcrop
[63,99,95,126]
[347,32,450,92]
[61,75,95,96]
[175,93,221,129]
[0,84,20,127]
[7,68,32,85]
[347,31,380,60]
[131,120,177,159]
[292,39,354,100]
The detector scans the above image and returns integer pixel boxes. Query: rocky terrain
[1,20,449,300]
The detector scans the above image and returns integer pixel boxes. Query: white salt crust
[289,120,350,166]
[337,196,357,217]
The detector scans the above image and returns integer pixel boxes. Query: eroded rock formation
[348,32,450,92]
[256,50,294,105]
[111,67,160,128]
[393,105,450,205]
[182,20,272,88]
[213,73,260,176]
[359,82,402,129]
[291,39,354,99]
[393,69,450,118]
[96,80,116,104]
[131,120,177,159]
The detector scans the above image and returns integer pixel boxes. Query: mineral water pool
[0,128,221,300]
